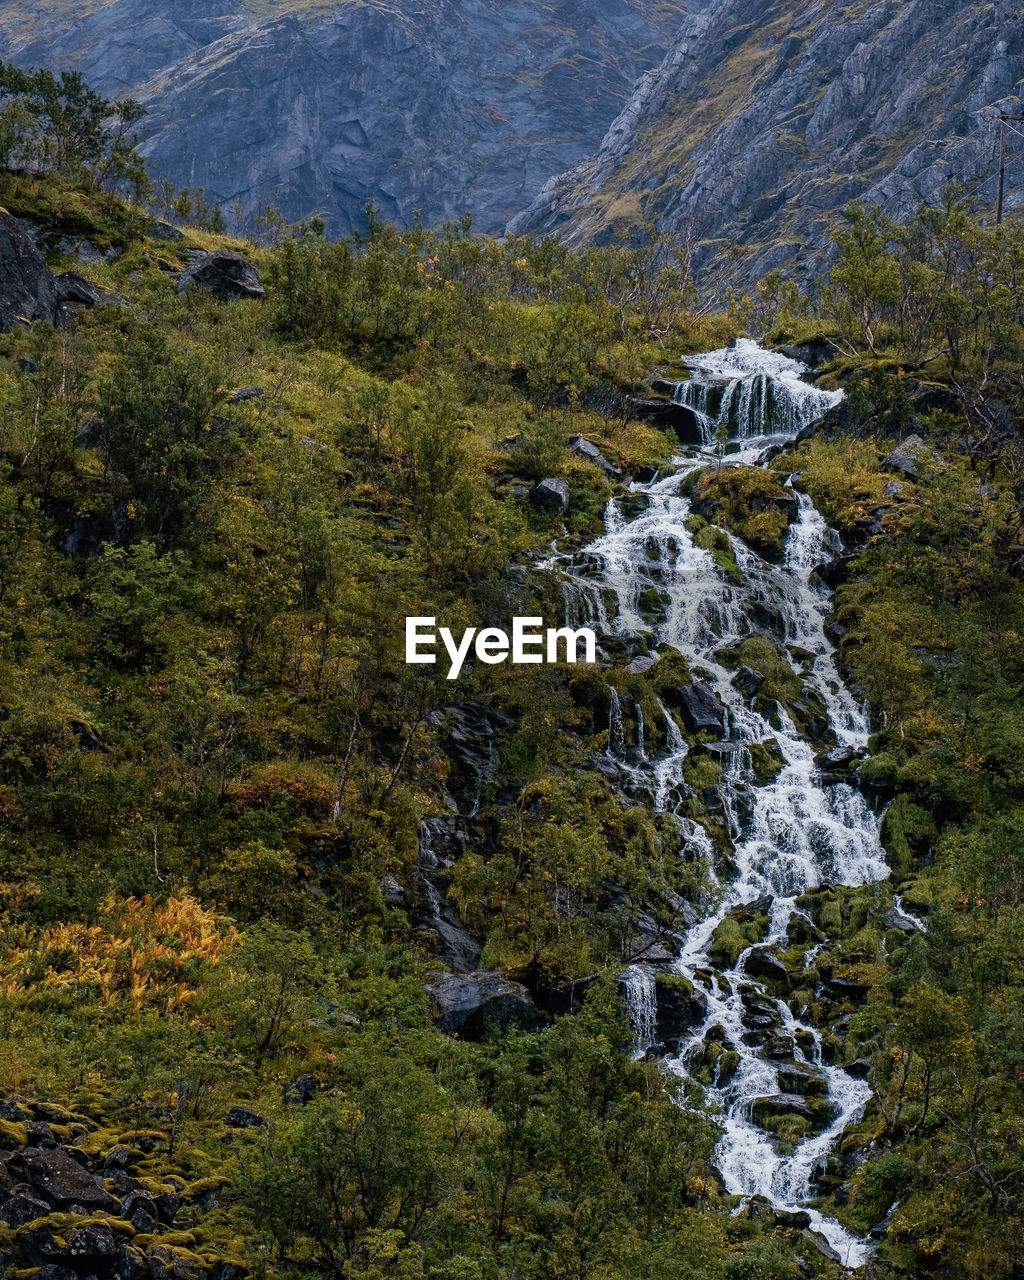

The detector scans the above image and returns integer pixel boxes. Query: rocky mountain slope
[509,0,1024,287]
[0,0,695,236]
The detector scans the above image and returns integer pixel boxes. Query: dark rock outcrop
[530,478,570,517]
[8,1146,120,1212]
[0,211,57,330]
[177,250,263,300]
[672,684,727,735]
[882,434,938,479]
[426,971,540,1038]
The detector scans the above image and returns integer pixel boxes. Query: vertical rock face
[0,0,696,236]
[509,0,1024,286]
[0,212,57,330]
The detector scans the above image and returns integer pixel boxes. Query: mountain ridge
[509,0,1024,288]
[0,0,696,236]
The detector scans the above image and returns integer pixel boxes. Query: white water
[623,963,659,1057]
[568,343,886,1267]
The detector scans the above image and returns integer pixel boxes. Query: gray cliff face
[509,0,1024,287]
[0,0,695,236]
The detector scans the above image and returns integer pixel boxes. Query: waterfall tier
[570,343,885,1267]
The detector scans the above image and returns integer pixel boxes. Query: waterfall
[622,963,658,1056]
[673,340,842,449]
[559,342,886,1267]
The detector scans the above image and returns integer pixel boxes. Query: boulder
[225,1107,267,1129]
[745,947,790,984]
[64,1222,118,1265]
[569,435,621,477]
[883,906,921,933]
[774,1207,812,1230]
[227,386,265,402]
[425,971,540,1038]
[673,684,726,735]
[882,434,936,479]
[53,271,119,310]
[147,219,186,243]
[530,477,570,516]
[0,1186,51,1225]
[177,250,264,300]
[6,1145,119,1212]
[0,211,57,330]
[882,479,906,498]
[733,665,764,699]
[284,1074,316,1105]
[750,1093,816,1123]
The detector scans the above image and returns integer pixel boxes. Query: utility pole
[993,112,1024,225]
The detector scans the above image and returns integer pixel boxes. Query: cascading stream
[559,341,888,1267]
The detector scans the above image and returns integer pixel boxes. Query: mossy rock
[749,737,786,784]
[709,908,771,969]
[717,1049,740,1084]
[0,1118,27,1149]
[688,516,742,583]
[683,749,723,791]
[881,794,937,872]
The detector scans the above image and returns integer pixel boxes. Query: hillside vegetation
[2,67,1024,1280]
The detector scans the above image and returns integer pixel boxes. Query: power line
[991,112,1024,224]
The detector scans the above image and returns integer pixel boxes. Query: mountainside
[509,0,1024,287]
[0,0,696,236]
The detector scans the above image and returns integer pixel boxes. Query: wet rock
[847,1058,874,1080]
[7,1145,119,1212]
[569,435,622,477]
[745,947,790,985]
[826,975,869,998]
[732,665,764,699]
[813,554,857,589]
[225,1107,267,1129]
[774,1207,812,1230]
[777,1065,828,1097]
[425,971,540,1038]
[764,1033,797,1060]
[653,972,707,1047]
[671,683,726,735]
[882,906,920,933]
[786,915,823,946]
[0,211,57,330]
[801,1228,842,1263]
[750,1093,815,1123]
[530,477,570,516]
[177,250,264,300]
[633,463,659,483]
[816,744,865,780]
[749,737,786,784]
[883,434,936,480]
